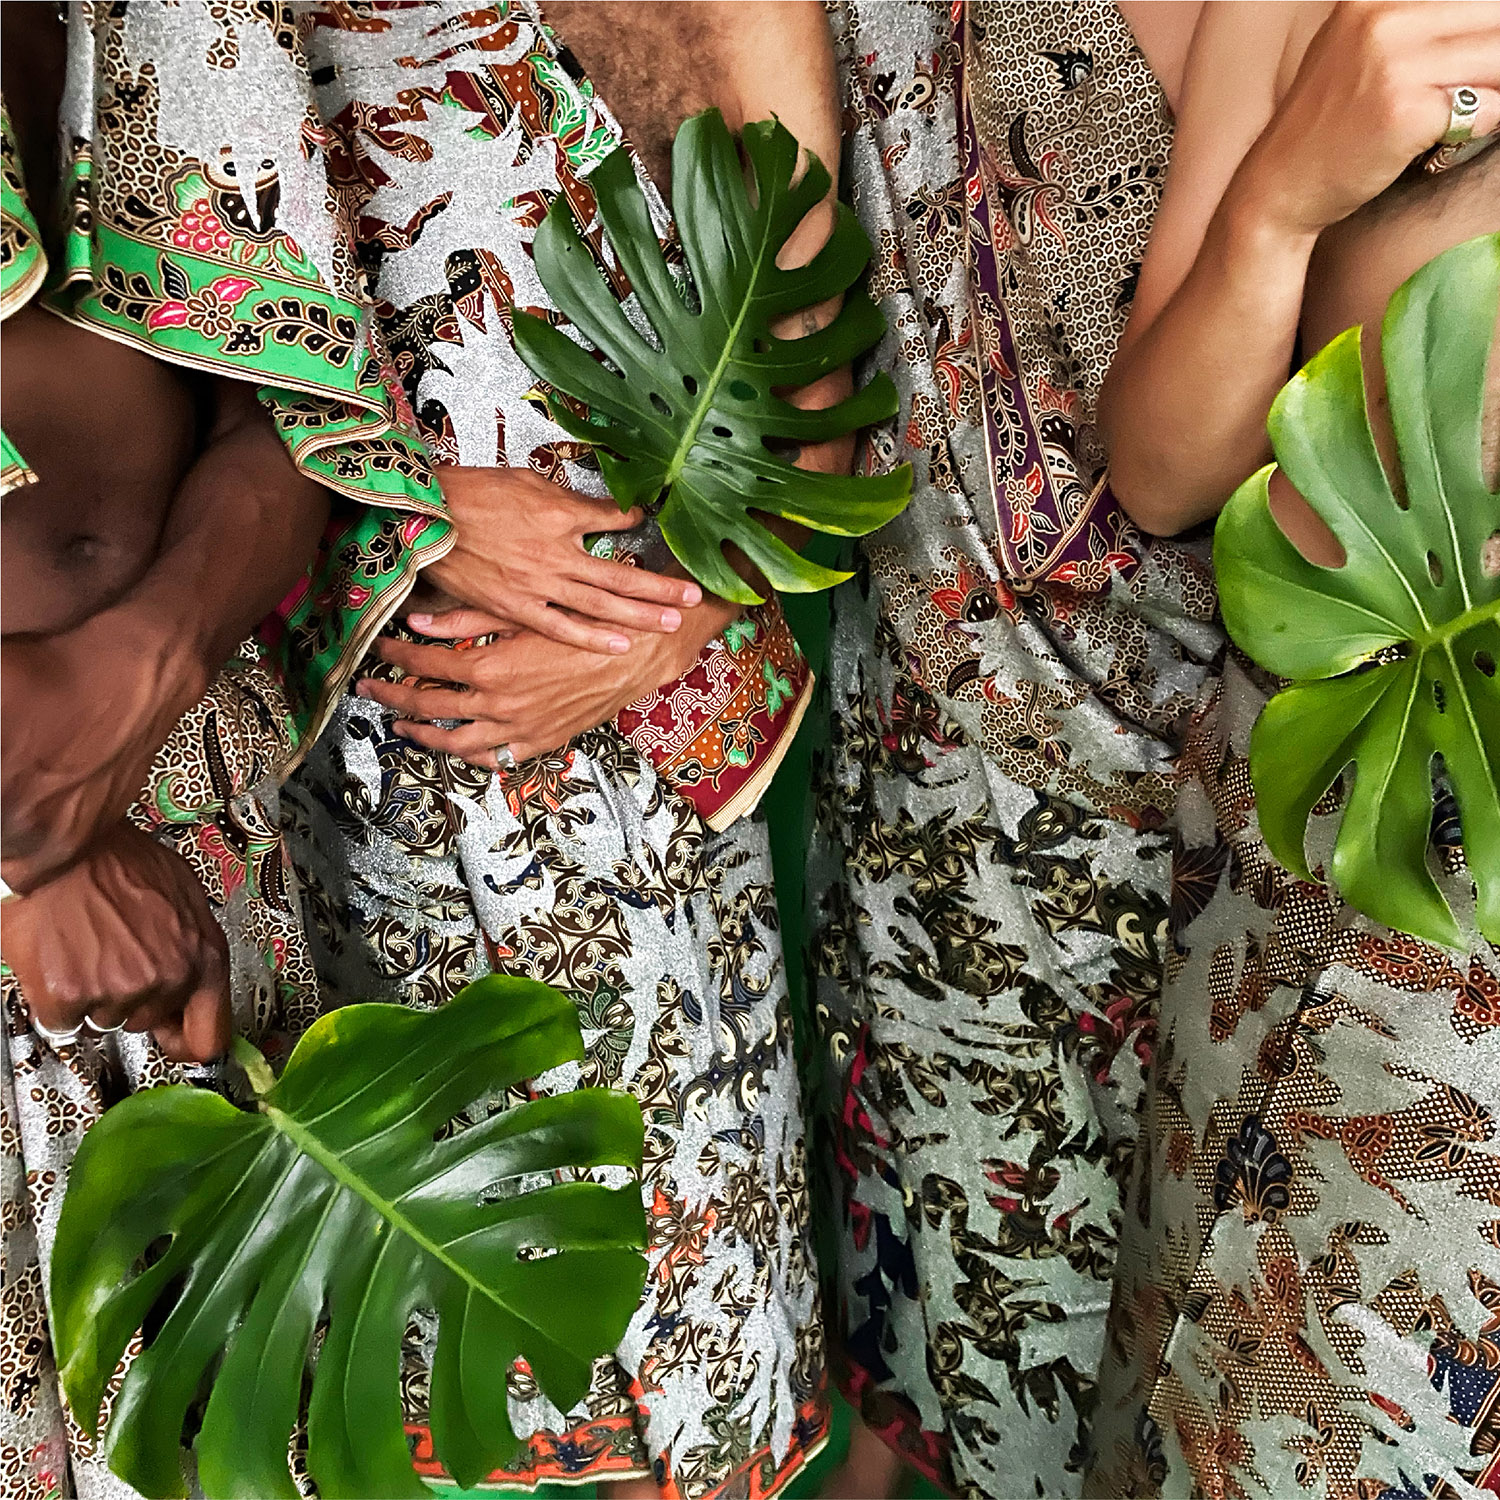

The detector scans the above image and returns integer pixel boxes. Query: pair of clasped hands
[356,465,728,768]
[5,460,717,1067]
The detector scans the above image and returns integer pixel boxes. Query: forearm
[1101,169,1318,535]
[117,381,330,694]
[1,383,328,883]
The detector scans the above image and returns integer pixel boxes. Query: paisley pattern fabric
[281,6,827,1496]
[3,6,448,1495]
[809,5,1220,1495]
[1084,677,1500,1498]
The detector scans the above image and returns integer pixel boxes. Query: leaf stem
[232,1036,276,1100]
[1415,594,1500,649]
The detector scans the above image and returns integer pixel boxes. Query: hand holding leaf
[512,109,912,605]
[51,976,647,1499]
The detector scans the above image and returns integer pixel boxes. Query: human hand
[355,602,731,768]
[1244,2,1500,235]
[2,611,205,891]
[4,821,231,1063]
[422,466,703,655]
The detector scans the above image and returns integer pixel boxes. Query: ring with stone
[33,1017,84,1047]
[493,742,516,772]
[1443,85,1482,144]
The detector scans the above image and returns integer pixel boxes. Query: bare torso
[1,7,196,636]
[545,1,835,194]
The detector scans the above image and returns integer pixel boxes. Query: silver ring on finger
[84,1013,126,1035]
[33,1017,84,1047]
[1443,85,1482,145]
[492,742,516,772]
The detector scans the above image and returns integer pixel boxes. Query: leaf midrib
[263,1102,561,1350]
[661,194,779,491]
[1414,594,1500,649]
[1440,635,1500,820]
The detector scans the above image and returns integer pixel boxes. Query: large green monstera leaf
[1215,233,1500,948]
[50,976,647,1500]
[512,108,912,605]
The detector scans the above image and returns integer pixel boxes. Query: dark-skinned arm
[2,379,330,890]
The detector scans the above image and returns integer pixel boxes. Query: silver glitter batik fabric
[808,4,1220,1496]
[282,7,827,1496]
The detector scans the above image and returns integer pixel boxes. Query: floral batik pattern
[3,7,452,1498]
[1084,654,1500,1500]
[809,5,1220,1496]
[280,6,828,1498]
[53,2,453,748]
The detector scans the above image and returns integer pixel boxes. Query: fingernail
[408,612,432,630]
[355,680,373,697]
[609,636,631,654]
[660,609,682,630]
[682,584,702,605]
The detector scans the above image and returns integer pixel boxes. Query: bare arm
[1101,1,1500,537]
[2,379,329,888]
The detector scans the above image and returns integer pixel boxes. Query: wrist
[77,600,211,730]
[1226,142,1329,247]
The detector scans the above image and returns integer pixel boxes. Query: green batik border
[41,154,453,752]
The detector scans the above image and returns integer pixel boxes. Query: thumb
[406,607,520,641]
[177,935,231,1063]
[168,978,231,1064]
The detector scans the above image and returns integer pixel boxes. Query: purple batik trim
[956,3,1140,588]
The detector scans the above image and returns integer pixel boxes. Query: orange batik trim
[616,598,813,833]
[407,1376,831,1497]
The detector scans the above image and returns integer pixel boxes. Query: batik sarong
[282,6,828,1497]
[810,5,1220,1495]
[2,6,450,1495]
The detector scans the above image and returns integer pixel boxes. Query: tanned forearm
[1099,160,1318,537]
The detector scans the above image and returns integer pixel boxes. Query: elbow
[1108,464,1194,539]
[1096,382,1200,537]
[1097,401,1192,537]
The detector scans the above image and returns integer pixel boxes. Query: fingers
[1425,37,1500,97]
[389,717,514,766]
[554,584,687,638]
[27,993,90,1040]
[357,675,478,722]
[147,933,230,1064]
[510,599,635,655]
[580,501,647,533]
[406,608,518,640]
[376,634,492,685]
[175,970,233,1064]
[578,554,703,609]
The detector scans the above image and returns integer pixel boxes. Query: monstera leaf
[1215,233,1500,948]
[50,976,647,1500]
[512,108,911,604]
